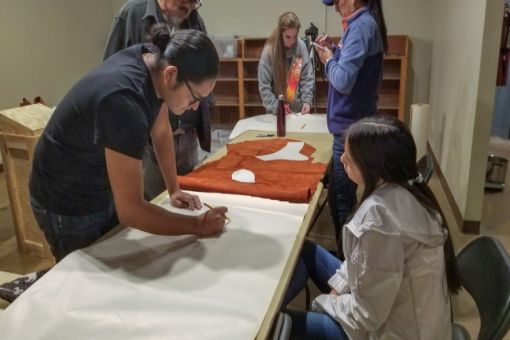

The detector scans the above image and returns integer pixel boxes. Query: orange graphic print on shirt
[286,56,303,103]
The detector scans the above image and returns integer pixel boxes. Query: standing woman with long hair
[258,11,315,114]
[315,0,388,253]
[283,115,461,339]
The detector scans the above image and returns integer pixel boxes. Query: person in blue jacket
[314,0,388,254]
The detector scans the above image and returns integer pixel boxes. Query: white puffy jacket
[314,183,452,340]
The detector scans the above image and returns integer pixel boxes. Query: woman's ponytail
[147,24,219,84]
[367,0,388,53]
[149,24,171,55]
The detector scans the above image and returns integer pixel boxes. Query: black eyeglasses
[184,78,206,105]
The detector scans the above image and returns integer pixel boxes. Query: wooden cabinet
[383,35,409,120]
[211,35,409,128]
[211,58,241,126]
[0,104,54,259]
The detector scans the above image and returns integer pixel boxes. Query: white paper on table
[160,191,308,218]
[255,141,308,161]
[0,192,309,340]
[229,113,328,139]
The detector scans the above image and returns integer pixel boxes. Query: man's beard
[171,5,189,24]
[169,16,183,25]
[166,16,183,33]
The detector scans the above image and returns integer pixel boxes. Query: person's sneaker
[0,268,50,303]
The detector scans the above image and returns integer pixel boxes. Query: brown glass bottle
[276,94,286,137]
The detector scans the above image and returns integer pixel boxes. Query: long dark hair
[149,24,219,83]
[361,0,388,53]
[345,115,461,294]
[265,12,301,99]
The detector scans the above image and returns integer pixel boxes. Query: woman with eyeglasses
[29,26,227,262]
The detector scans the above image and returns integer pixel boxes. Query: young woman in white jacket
[283,115,461,339]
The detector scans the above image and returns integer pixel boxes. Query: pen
[300,123,306,130]
[256,133,275,137]
[203,202,231,222]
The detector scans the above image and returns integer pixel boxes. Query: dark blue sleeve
[325,24,370,94]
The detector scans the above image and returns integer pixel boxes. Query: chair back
[272,312,292,340]
[451,323,471,340]
[456,236,510,340]
[417,153,434,183]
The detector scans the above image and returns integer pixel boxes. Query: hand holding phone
[313,42,326,51]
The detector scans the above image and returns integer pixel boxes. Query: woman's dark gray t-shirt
[30,44,161,215]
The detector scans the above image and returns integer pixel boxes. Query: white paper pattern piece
[0,192,309,340]
[229,113,328,139]
[231,169,256,183]
[256,141,308,161]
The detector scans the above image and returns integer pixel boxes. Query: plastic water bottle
[276,94,286,137]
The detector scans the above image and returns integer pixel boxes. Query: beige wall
[0,0,114,109]
[428,0,503,221]
[112,0,127,15]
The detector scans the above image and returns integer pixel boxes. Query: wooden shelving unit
[384,35,409,120]
[211,35,410,127]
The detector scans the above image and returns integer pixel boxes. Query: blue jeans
[30,195,118,262]
[284,240,348,339]
[328,136,357,244]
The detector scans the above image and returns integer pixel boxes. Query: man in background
[104,0,212,200]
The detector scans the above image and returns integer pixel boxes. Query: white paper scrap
[231,169,256,183]
[256,141,308,161]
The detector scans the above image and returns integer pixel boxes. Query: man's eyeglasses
[184,78,206,105]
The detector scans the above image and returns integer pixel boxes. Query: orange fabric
[178,139,328,203]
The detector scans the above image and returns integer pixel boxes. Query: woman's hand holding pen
[197,205,229,237]
[169,190,228,237]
